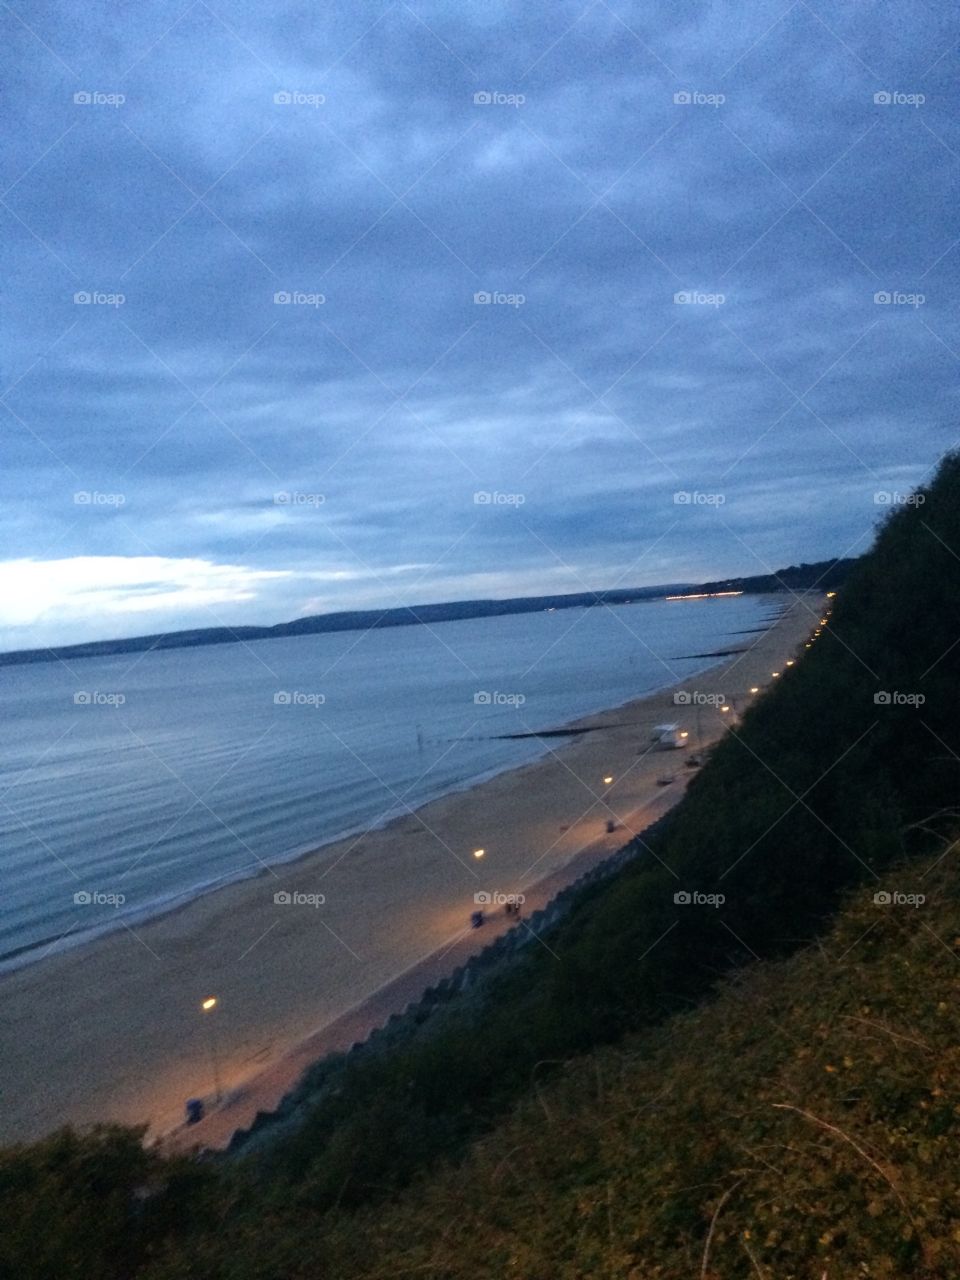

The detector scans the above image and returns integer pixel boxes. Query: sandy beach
[0,594,822,1148]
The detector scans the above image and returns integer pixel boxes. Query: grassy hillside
[1,454,958,1279]
[7,852,958,1280]
[226,844,960,1279]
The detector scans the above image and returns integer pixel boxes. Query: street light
[473,847,485,859]
[201,996,222,1103]
[749,686,759,694]
[602,775,614,786]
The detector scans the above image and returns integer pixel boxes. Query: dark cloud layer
[1,1,957,647]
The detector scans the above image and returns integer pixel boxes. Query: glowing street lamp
[602,775,614,786]
[749,686,759,694]
[473,847,485,860]
[786,659,795,666]
[201,996,222,1103]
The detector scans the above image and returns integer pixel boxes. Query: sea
[0,594,774,971]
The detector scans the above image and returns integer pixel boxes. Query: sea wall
[223,809,677,1159]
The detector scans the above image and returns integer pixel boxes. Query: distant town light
[473,848,485,859]
[602,775,614,785]
[664,590,744,601]
[201,996,217,1012]
[749,686,759,693]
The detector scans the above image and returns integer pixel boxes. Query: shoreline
[0,623,762,978]
[162,780,687,1157]
[0,593,820,1147]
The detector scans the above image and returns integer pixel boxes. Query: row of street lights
[194,664,805,1089]
[193,616,836,1110]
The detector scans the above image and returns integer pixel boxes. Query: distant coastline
[0,557,854,668]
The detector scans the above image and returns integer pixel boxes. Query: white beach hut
[651,723,689,749]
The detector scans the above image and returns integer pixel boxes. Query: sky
[1,0,957,651]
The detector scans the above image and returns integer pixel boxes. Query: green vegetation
[1,455,958,1278]
[0,1126,216,1280]
[203,845,960,1279]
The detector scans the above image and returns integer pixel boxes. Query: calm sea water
[0,595,772,969]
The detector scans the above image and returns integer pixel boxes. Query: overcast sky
[1,1,957,650]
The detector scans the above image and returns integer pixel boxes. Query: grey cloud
[1,0,957,642]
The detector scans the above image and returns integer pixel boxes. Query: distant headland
[0,557,855,668]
